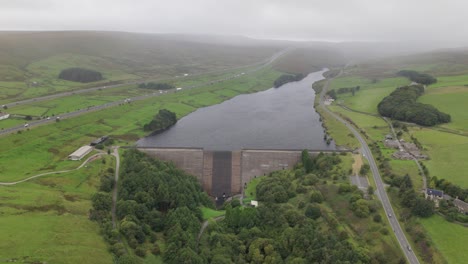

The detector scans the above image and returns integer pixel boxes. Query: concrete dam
[137,147,345,199]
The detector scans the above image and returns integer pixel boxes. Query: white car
[24,123,29,127]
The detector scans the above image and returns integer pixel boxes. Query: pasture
[419,85,468,132]
[420,215,468,264]
[0,156,114,264]
[411,128,468,188]
[330,76,409,114]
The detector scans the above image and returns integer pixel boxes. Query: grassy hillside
[0,156,114,264]
[0,31,281,102]
[273,47,346,74]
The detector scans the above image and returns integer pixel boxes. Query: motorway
[1,52,285,109]
[0,48,290,136]
[319,72,420,264]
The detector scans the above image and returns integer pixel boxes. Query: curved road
[111,146,121,228]
[319,72,420,264]
[0,48,290,136]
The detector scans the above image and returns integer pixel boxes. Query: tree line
[397,70,437,85]
[337,86,360,96]
[377,84,451,126]
[143,109,177,132]
[273,73,305,88]
[58,67,103,83]
[138,82,174,90]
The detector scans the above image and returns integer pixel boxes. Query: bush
[373,214,382,223]
[143,109,177,132]
[135,246,147,257]
[305,205,321,219]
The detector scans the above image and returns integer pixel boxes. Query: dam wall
[137,147,344,198]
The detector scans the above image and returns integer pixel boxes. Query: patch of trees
[273,73,305,88]
[58,67,103,83]
[389,174,434,218]
[430,176,468,202]
[337,86,360,96]
[90,149,213,263]
[397,70,437,85]
[138,82,174,90]
[377,85,451,126]
[143,109,177,132]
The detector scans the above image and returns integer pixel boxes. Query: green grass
[390,159,423,190]
[428,74,468,88]
[200,207,225,220]
[412,128,468,187]
[244,177,262,203]
[316,106,360,149]
[420,215,468,264]
[419,86,468,132]
[330,76,409,114]
[0,156,114,264]
[328,105,389,140]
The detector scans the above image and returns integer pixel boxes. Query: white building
[68,146,93,161]
[250,200,258,207]
[0,112,10,120]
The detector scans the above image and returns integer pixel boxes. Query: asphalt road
[319,71,420,264]
[0,48,290,136]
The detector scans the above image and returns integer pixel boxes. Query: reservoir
[137,69,335,151]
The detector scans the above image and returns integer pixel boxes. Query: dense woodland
[273,73,305,88]
[143,109,177,132]
[91,149,213,263]
[199,151,404,264]
[58,67,103,83]
[138,82,175,90]
[377,85,451,126]
[397,70,437,85]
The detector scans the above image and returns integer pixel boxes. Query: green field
[419,86,468,132]
[428,74,468,88]
[330,76,409,114]
[0,156,114,263]
[412,128,468,187]
[328,105,389,140]
[420,215,468,264]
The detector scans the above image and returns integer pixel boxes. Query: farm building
[454,198,468,214]
[68,146,93,161]
[90,136,109,146]
[0,112,10,120]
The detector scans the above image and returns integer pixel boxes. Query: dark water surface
[137,70,336,151]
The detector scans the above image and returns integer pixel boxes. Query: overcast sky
[1,0,467,47]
